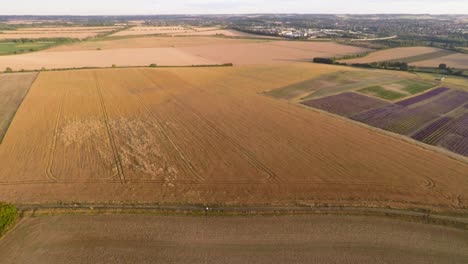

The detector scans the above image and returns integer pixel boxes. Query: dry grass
[341,46,442,64]
[0,64,467,211]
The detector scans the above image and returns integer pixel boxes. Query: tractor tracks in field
[137,69,280,184]
[93,72,125,184]
[45,84,70,183]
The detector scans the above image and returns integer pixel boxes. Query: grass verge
[359,85,407,100]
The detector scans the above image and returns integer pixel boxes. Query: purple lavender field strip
[301,92,389,117]
[438,134,468,157]
[411,117,453,142]
[395,87,450,107]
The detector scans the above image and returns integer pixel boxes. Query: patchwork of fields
[0,64,467,210]
[111,26,267,38]
[340,46,468,69]
[301,87,468,157]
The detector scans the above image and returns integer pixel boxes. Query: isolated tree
[5,67,13,73]
[439,63,447,70]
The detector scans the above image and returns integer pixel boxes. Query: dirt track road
[1,214,467,264]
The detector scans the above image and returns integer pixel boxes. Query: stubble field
[0,64,467,210]
[0,37,370,70]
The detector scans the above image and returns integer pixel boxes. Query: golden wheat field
[0,63,467,210]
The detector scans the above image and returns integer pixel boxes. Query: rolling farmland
[0,72,37,142]
[0,26,123,40]
[0,64,467,210]
[339,46,443,64]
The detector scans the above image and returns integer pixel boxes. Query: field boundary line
[15,204,468,230]
[0,72,40,145]
[93,72,125,184]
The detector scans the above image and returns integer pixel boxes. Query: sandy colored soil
[0,38,369,70]
[341,46,442,64]
[0,214,466,264]
[0,72,37,141]
[0,64,467,210]
[411,53,468,69]
[0,48,217,70]
[180,40,371,65]
[47,36,264,52]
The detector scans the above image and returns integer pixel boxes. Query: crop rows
[395,87,449,107]
[301,92,389,117]
[303,86,468,157]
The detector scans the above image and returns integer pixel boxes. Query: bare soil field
[412,53,468,69]
[0,64,467,210]
[0,72,37,142]
[0,48,217,70]
[0,26,122,40]
[340,46,443,64]
[0,38,369,70]
[0,214,466,264]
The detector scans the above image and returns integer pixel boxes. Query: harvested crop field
[1,214,467,264]
[0,48,217,70]
[340,46,443,64]
[412,53,468,69]
[0,64,468,210]
[47,36,264,52]
[0,26,122,40]
[0,72,37,142]
[0,38,369,70]
[111,26,266,38]
[179,40,371,65]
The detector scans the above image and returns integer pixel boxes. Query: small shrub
[5,67,13,73]
[149,63,157,67]
[0,203,17,236]
[112,64,117,68]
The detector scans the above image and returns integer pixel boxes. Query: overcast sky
[2,0,467,15]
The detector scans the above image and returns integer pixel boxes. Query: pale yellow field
[412,53,468,69]
[0,38,369,70]
[0,64,467,211]
[0,48,217,71]
[341,46,442,63]
[48,36,264,52]
[180,40,371,65]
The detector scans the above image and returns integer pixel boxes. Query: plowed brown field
[0,64,467,211]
